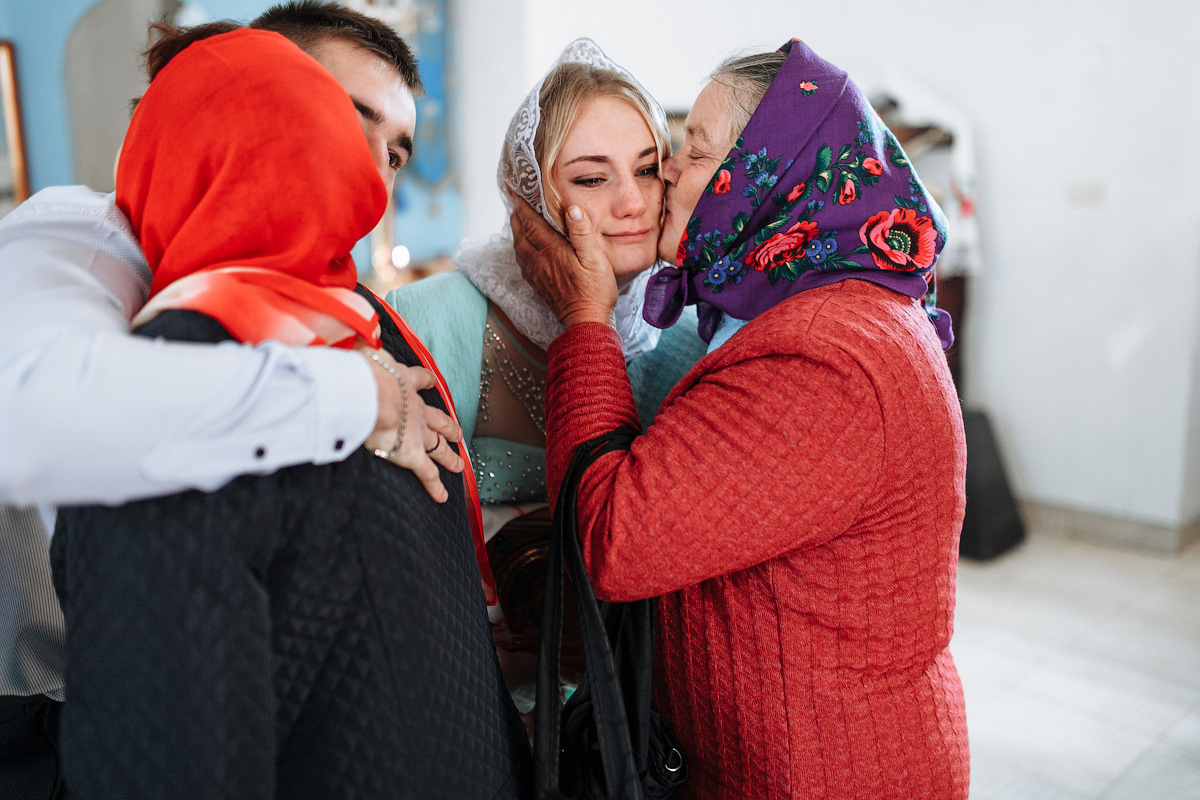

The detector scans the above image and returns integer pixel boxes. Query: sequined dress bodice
[469,438,545,504]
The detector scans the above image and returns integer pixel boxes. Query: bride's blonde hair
[533,63,670,229]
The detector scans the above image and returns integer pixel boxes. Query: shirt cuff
[291,345,377,464]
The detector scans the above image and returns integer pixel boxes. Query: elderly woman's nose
[662,154,680,185]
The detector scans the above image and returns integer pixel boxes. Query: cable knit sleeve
[544,318,885,602]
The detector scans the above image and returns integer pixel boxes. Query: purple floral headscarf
[644,39,954,349]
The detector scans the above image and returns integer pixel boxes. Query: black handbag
[959,407,1026,559]
[534,427,687,800]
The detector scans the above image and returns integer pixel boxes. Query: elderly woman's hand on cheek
[510,198,618,329]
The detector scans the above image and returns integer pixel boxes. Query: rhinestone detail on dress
[478,320,546,435]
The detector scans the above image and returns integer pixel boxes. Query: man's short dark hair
[250,1,424,95]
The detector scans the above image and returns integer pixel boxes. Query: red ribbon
[369,289,497,605]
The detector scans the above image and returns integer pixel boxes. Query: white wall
[449,0,532,238]
[452,0,1200,531]
[64,0,166,192]
[1181,275,1200,524]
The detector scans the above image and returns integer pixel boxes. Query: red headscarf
[118,28,387,348]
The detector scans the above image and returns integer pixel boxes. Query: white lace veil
[454,38,667,360]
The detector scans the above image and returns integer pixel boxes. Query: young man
[0,5,526,800]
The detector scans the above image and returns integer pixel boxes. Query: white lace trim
[454,234,661,360]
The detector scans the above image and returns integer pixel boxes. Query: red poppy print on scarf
[787,183,806,202]
[859,208,938,271]
[838,177,857,205]
[744,220,819,272]
[713,169,732,195]
[863,157,883,176]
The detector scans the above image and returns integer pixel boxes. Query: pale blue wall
[2,0,97,189]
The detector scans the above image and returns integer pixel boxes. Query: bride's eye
[636,164,659,178]
[572,177,604,187]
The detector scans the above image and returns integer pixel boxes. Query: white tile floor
[952,530,1200,799]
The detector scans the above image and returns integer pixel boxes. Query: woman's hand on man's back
[360,346,465,503]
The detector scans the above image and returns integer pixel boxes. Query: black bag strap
[535,426,641,800]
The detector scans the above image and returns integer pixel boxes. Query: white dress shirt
[0,186,378,506]
[0,186,379,697]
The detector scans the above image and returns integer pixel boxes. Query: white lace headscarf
[454,38,668,360]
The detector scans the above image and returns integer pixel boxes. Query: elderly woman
[512,39,969,800]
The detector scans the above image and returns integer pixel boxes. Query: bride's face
[549,96,664,287]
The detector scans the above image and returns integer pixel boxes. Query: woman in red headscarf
[51,27,531,800]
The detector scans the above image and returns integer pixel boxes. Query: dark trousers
[0,695,63,800]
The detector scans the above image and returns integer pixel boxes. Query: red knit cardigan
[544,280,969,800]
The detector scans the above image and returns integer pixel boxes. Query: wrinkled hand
[359,345,464,503]
[510,198,617,328]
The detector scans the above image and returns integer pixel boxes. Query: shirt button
[334,439,345,451]
[255,447,266,459]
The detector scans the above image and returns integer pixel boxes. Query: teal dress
[387,270,706,504]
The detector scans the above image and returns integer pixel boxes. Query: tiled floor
[952,530,1200,798]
